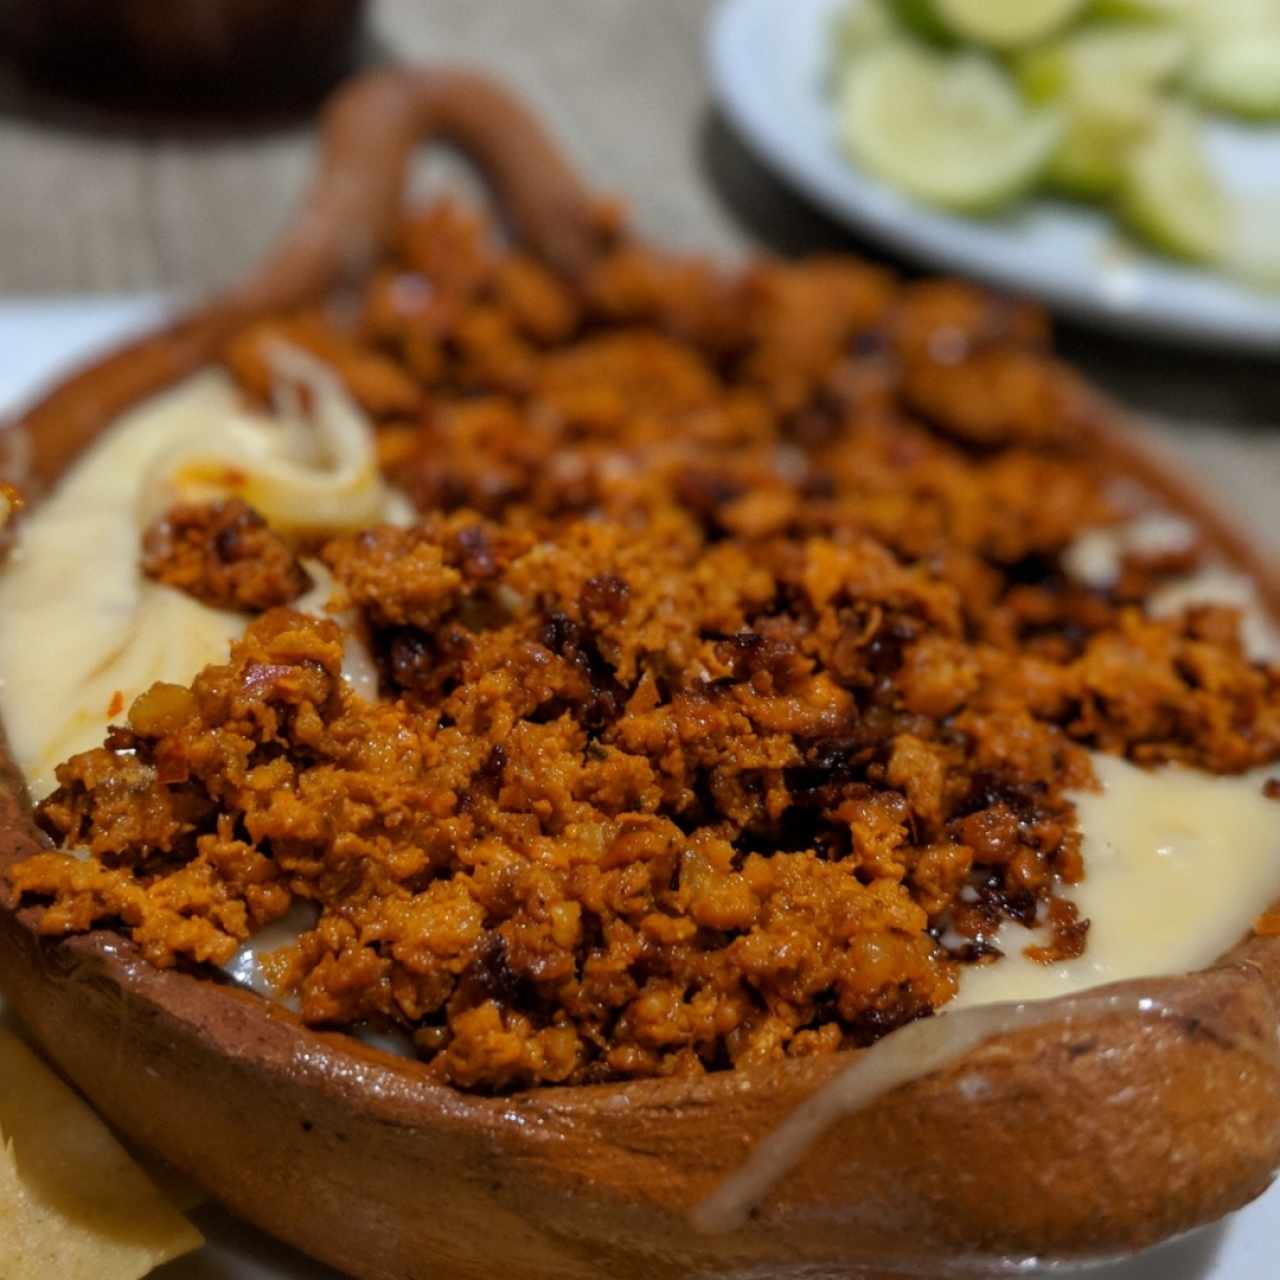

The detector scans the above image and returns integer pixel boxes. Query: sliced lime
[931,0,1088,48]
[1016,23,1189,101]
[1086,0,1190,21]
[887,0,956,43]
[832,0,903,64]
[1117,105,1229,262]
[1047,86,1158,196]
[1185,0,1279,36]
[1013,24,1185,197]
[1186,33,1280,119]
[837,43,1061,213]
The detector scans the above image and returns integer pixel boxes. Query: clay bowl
[3,67,1280,1280]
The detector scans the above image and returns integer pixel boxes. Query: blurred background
[0,0,1275,524]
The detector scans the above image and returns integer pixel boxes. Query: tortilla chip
[0,1029,203,1279]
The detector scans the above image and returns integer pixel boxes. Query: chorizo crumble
[142,497,311,612]
[12,200,1280,1091]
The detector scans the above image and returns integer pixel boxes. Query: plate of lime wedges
[708,0,1280,350]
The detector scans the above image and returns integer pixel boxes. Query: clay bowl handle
[8,67,605,492]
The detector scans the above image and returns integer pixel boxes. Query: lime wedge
[1014,24,1184,197]
[833,0,903,64]
[1186,33,1280,119]
[1047,86,1158,197]
[1185,0,1279,36]
[1117,105,1229,262]
[931,0,1088,48]
[1176,0,1280,119]
[887,0,956,43]
[1086,0,1189,21]
[837,44,1061,214]
[1016,24,1189,101]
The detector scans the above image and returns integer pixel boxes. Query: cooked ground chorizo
[142,498,310,612]
[12,199,1280,1091]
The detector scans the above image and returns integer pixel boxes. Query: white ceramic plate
[0,297,1276,1279]
[707,0,1280,352]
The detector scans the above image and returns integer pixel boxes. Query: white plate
[1,298,1277,1279]
[707,0,1280,352]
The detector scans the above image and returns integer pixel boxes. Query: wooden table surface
[0,0,1276,550]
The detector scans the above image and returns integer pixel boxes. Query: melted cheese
[0,358,389,799]
[1062,513,1195,589]
[1147,566,1280,663]
[952,753,1280,1008]
[137,346,385,538]
[295,559,380,701]
[1061,514,1280,663]
[223,900,318,1010]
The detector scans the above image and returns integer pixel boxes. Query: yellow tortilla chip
[0,1006,205,1216]
[0,1029,203,1279]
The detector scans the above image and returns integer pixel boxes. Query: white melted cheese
[223,900,319,1010]
[953,753,1280,1008]
[138,346,387,538]
[1147,566,1280,663]
[1062,514,1280,663]
[0,357,390,799]
[1062,512,1196,590]
[295,557,381,701]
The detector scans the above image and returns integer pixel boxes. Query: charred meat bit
[142,499,309,612]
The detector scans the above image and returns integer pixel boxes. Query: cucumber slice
[1016,24,1189,101]
[1047,87,1157,197]
[931,0,1088,48]
[837,43,1061,213]
[1186,33,1280,119]
[1117,105,1229,262]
